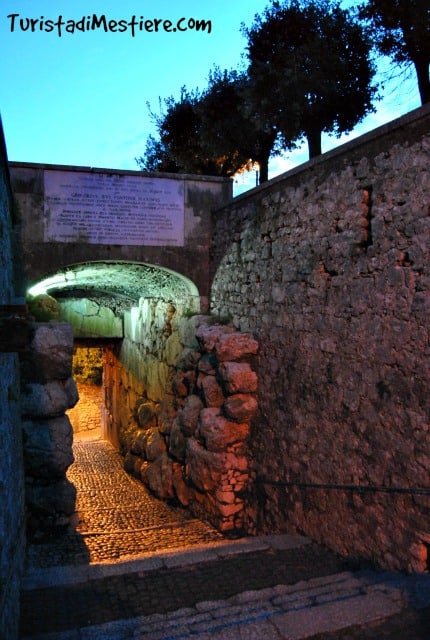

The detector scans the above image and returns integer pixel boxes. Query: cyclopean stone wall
[0,119,26,640]
[20,323,78,538]
[210,105,430,572]
[103,302,258,533]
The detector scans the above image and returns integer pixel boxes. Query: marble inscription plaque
[44,170,185,246]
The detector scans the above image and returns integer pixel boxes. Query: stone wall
[104,299,258,533]
[210,105,430,571]
[0,120,26,640]
[20,323,78,537]
[9,164,232,311]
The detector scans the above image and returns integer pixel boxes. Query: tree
[137,72,280,183]
[197,68,279,183]
[243,0,378,158]
[136,88,223,176]
[358,0,430,105]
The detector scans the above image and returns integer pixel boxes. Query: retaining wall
[103,301,258,533]
[20,323,78,537]
[210,105,430,571]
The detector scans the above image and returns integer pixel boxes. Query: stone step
[21,570,413,640]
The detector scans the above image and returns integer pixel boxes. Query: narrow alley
[26,437,224,569]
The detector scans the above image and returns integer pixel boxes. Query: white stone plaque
[44,170,185,246]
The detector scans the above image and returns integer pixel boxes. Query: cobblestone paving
[21,439,430,640]
[27,439,223,569]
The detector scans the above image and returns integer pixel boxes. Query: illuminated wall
[211,104,430,572]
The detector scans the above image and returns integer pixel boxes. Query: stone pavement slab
[20,439,430,640]
[20,569,430,640]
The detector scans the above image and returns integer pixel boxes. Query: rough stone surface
[200,375,225,408]
[210,106,430,571]
[179,394,204,437]
[20,323,74,383]
[146,452,175,500]
[22,416,74,478]
[219,362,258,394]
[198,409,250,453]
[214,332,259,362]
[109,311,258,533]
[21,377,78,418]
[20,322,77,538]
[224,394,258,423]
[0,125,26,640]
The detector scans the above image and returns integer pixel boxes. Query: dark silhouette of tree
[136,89,223,176]
[198,68,279,183]
[243,0,378,158]
[358,0,430,105]
[137,73,280,183]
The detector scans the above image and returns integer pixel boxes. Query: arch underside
[28,260,200,305]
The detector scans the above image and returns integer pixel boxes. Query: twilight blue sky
[0,0,422,194]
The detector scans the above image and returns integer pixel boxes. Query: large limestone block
[178,315,213,349]
[146,361,170,403]
[198,408,250,452]
[186,438,225,492]
[22,415,74,478]
[200,375,224,408]
[21,323,74,382]
[145,427,167,461]
[25,478,76,517]
[178,394,204,437]
[214,333,259,362]
[219,362,258,394]
[169,418,187,461]
[172,462,192,506]
[21,377,79,418]
[196,324,235,352]
[224,394,258,422]
[146,452,175,499]
[165,333,183,366]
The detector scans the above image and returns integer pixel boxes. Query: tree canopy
[138,0,428,183]
[243,0,378,158]
[358,0,430,104]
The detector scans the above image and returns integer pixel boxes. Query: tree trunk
[258,155,269,184]
[306,129,322,159]
[414,58,430,105]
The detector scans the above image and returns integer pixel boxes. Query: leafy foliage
[358,0,430,104]
[243,0,378,158]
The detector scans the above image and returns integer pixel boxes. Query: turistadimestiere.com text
[6,13,212,37]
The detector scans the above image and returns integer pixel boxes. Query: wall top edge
[225,102,430,208]
[8,161,232,185]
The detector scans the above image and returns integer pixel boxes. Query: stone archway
[26,262,259,536]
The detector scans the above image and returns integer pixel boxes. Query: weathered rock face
[114,312,258,534]
[0,124,26,640]
[20,323,78,537]
[210,107,430,571]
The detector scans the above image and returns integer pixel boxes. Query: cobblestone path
[27,438,224,569]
